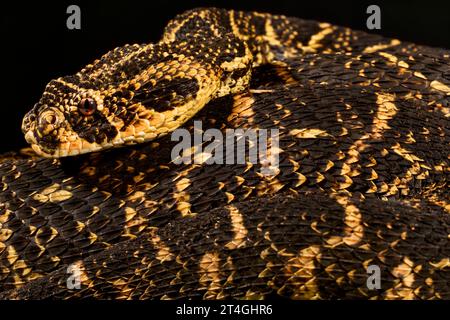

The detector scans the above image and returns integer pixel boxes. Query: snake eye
[78,98,97,116]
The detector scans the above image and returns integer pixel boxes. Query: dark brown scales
[0,8,449,299]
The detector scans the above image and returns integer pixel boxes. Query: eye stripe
[133,77,199,112]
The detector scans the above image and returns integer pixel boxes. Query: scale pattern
[0,8,449,299]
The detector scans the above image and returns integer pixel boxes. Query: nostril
[39,112,59,127]
[45,114,57,125]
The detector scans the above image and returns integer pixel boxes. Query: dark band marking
[133,77,200,112]
[70,112,118,144]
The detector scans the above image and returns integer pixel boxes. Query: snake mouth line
[30,140,107,158]
[28,131,158,158]
[24,130,99,157]
[29,143,57,158]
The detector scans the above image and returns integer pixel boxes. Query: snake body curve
[0,8,449,299]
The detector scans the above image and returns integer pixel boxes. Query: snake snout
[38,110,62,128]
[22,103,66,154]
[21,104,39,134]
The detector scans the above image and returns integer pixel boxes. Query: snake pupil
[78,98,97,116]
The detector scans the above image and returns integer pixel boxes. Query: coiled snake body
[0,8,449,299]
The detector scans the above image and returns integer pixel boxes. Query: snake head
[22,76,121,157]
[22,43,220,158]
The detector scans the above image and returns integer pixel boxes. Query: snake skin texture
[1,8,449,299]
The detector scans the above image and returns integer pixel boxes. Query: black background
[1,0,449,153]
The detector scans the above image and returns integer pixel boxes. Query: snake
[0,7,449,299]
